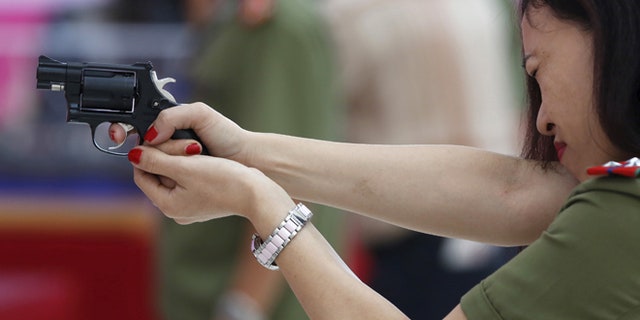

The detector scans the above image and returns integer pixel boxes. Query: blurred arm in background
[160,0,346,319]
[324,0,522,318]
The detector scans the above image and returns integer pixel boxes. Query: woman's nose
[536,104,556,136]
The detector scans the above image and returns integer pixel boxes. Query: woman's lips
[554,142,567,162]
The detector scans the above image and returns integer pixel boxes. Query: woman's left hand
[128,144,292,225]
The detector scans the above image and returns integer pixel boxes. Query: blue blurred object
[0,0,194,197]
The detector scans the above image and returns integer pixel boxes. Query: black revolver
[36,55,204,155]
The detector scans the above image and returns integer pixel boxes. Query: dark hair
[519,0,640,162]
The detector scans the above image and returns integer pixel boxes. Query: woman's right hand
[114,102,295,227]
[109,102,251,162]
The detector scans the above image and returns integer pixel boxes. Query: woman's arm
[259,202,409,320]
[126,103,578,318]
[129,145,410,319]
[245,133,578,245]
[141,103,578,245]
[444,305,467,319]
[126,142,475,319]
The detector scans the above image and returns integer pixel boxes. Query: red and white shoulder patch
[587,157,640,178]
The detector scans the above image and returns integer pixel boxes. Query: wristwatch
[251,203,313,270]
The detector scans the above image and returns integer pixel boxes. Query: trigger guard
[108,122,136,150]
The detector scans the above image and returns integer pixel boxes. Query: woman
[120,0,640,318]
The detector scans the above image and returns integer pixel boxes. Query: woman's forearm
[246,133,578,245]
[240,196,407,319]
[281,224,407,319]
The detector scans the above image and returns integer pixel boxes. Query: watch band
[251,203,313,270]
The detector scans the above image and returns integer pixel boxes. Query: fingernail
[144,126,158,142]
[128,148,142,164]
[185,143,201,155]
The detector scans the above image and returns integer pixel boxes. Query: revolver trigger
[150,70,177,104]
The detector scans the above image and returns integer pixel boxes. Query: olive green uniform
[462,176,640,319]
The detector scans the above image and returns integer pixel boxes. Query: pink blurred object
[0,0,113,129]
[0,9,50,129]
[0,272,80,320]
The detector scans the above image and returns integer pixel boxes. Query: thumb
[128,146,183,179]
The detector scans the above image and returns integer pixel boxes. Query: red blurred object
[0,196,160,320]
[0,272,80,320]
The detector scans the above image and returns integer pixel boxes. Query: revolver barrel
[36,55,68,91]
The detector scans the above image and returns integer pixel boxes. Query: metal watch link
[251,203,313,270]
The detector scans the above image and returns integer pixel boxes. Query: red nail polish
[185,143,201,155]
[128,148,142,164]
[144,126,158,142]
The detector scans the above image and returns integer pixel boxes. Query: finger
[109,122,129,144]
[150,139,203,156]
[173,218,193,225]
[159,176,177,189]
[134,139,196,188]
[128,146,186,180]
[132,167,173,209]
[144,102,215,145]
[133,167,184,218]
[173,216,211,225]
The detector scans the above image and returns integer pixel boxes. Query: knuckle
[192,102,208,111]
[143,151,158,172]
[173,218,192,225]
[193,102,214,118]
[155,109,171,125]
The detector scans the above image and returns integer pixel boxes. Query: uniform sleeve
[461,179,640,319]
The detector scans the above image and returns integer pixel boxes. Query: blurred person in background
[160,0,345,319]
[324,0,521,318]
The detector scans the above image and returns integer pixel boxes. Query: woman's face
[521,5,624,181]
